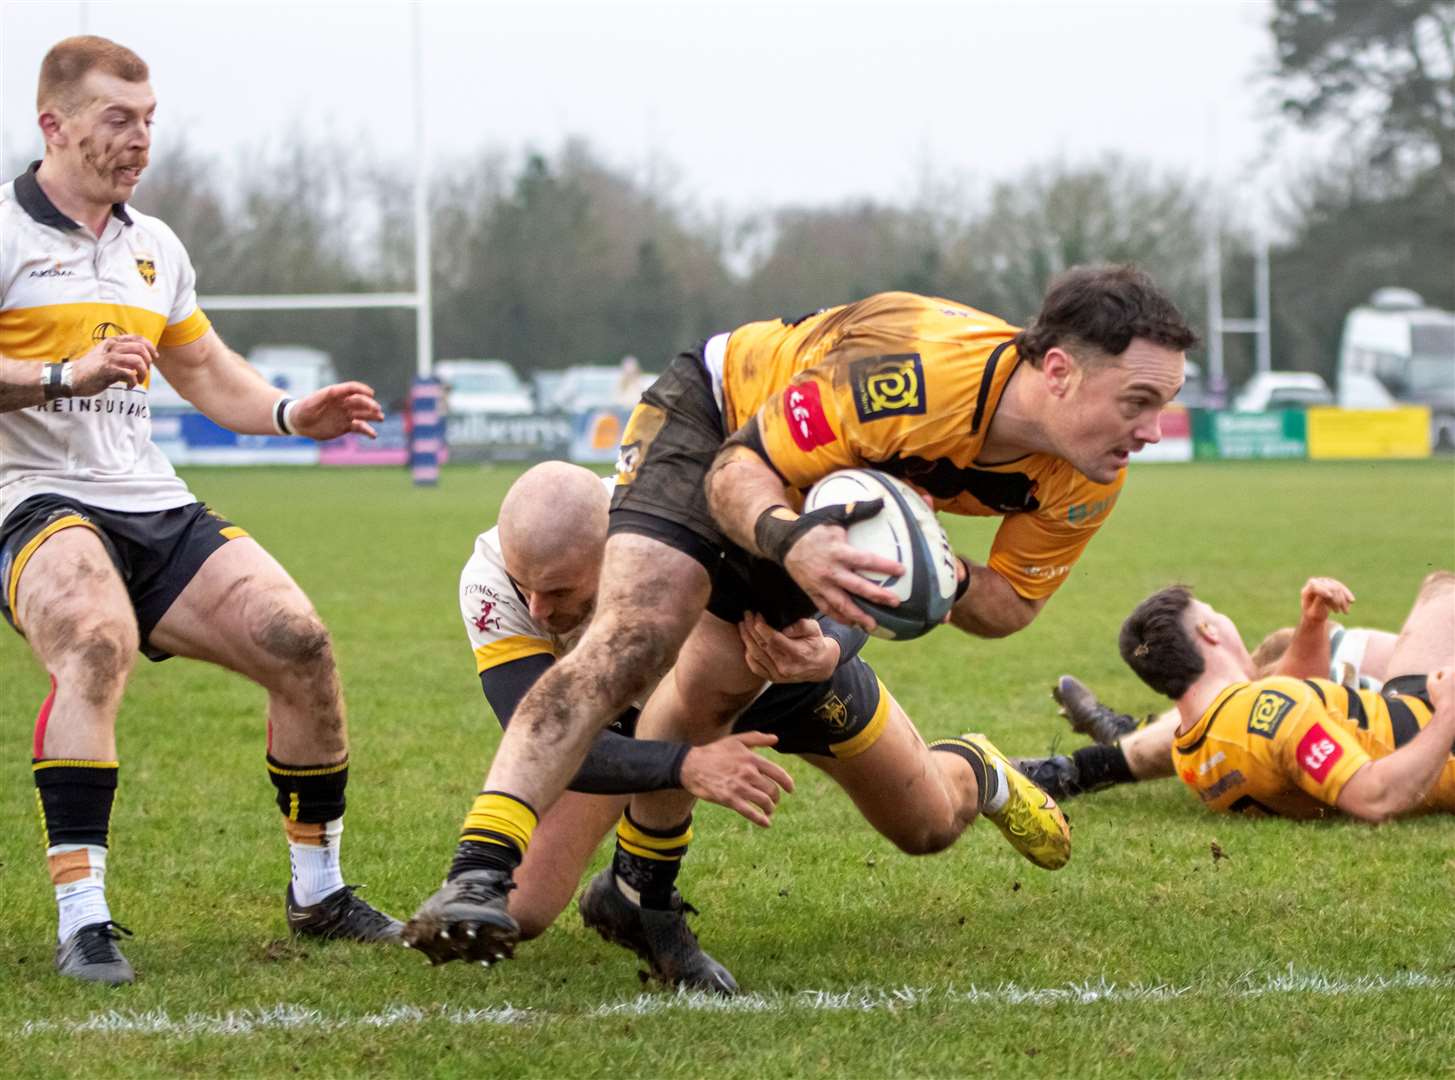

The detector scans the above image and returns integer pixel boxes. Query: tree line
[10,2,1451,406]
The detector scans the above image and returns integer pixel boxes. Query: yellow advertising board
[1306,406,1431,460]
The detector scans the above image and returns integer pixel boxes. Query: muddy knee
[253,599,335,675]
[42,613,138,706]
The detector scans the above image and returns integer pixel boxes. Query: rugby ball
[803,469,959,640]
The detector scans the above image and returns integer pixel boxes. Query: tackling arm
[1274,577,1354,679]
[480,657,688,795]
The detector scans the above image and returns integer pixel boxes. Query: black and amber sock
[612,810,692,910]
[450,790,538,879]
[34,758,118,848]
[929,737,1003,813]
[1070,744,1135,791]
[267,754,347,824]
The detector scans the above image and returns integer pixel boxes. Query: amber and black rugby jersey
[0,163,211,524]
[1172,676,1454,818]
[709,292,1124,600]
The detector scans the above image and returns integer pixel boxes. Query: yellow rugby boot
[964,733,1071,870]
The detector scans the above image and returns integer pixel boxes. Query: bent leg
[481,532,712,813]
[627,610,769,830]
[148,537,398,937]
[811,690,977,855]
[14,526,138,956]
[148,536,346,763]
[511,792,626,940]
[1120,710,1180,780]
[1385,571,1455,679]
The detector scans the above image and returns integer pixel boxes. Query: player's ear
[1041,348,1076,397]
[1195,619,1220,645]
[38,109,66,145]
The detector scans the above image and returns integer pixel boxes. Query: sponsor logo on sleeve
[849,354,926,422]
[784,382,836,452]
[1247,689,1295,739]
[1198,769,1246,802]
[1296,722,1344,782]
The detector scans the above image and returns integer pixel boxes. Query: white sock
[982,758,1010,815]
[289,817,345,906]
[52,844,112,943]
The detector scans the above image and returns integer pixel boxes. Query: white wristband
[272,396,296,435]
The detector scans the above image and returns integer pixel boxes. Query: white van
[1339,288,1455,449]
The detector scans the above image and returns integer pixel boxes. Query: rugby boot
[964,734,1071,871]
[1010,753,1082,802]
[1053,675,1141,745]
[401,869,519,966]
[55,920,135,985]
[286,884,403,943]
[578,868,738,995]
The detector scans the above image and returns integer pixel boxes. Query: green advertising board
[1191,410,1308,460]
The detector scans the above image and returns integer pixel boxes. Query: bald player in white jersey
[0,36,396,985]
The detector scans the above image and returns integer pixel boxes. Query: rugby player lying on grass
[1112,572,1454,820]
[414,462,1067,992]
[1016,579,1399,800]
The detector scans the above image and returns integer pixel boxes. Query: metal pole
[413,4,433,379]
[1204,204,1225,395]
[1254,232,1272,373]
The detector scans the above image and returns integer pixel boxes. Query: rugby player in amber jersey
[405,269,1196,978]
[414,463,1069,993]
[1119,573,1454,820]
[1018,607,1400,801]
[0,37,396,985]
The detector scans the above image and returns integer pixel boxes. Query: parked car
[1232,372,1334,413]
[1339,287,1455,450]
[434,359,533,415]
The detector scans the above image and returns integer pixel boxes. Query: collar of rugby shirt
[14,160,134,231]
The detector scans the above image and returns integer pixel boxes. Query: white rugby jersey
[459,476,618,676]
[0,163,212,524]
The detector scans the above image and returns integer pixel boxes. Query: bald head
[499,461,610,571]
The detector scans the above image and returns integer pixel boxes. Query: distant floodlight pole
[413,4,433,379]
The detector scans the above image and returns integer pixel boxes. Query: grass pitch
[2,459,1453,1077]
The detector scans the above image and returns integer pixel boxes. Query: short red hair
[37,36,149,113]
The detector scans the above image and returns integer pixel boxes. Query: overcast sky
[2,0,1302,222]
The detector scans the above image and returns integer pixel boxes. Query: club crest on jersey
[1247,689,1295,739]
[850,354,925,422]
[135,257,157,286]
[614,403,666,485]
[812,691,852,733]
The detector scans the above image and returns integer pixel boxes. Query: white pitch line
[14,968,1454,1039]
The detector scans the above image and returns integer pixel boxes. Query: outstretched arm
[480,656,791,821]
[157,328,383,439]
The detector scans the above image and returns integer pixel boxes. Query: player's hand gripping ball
[804,469,958,640]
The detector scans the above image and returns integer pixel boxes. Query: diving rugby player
[407,269,1197,982]
[414,463,1068,992]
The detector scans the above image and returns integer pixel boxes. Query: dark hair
[1119,585,1205,699]
[1014,265,1199,368]
[38,36,148,113]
